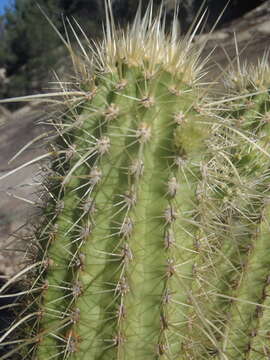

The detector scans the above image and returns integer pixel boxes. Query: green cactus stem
[1,2,270,360]
[179,59,270,359]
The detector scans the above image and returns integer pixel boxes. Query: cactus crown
[68,1,208,83]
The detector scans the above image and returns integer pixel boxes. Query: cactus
[1,2,270,360]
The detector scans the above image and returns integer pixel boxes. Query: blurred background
[0,0,267,104]
[0,0,269,276]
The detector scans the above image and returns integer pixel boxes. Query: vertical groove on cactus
[217,63,270,360]
[38,67,210,359]
[181,61,270,359]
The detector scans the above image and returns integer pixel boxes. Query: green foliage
[4,0,61,72]
[0,0,62,102]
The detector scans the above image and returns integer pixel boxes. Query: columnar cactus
[1,2,270,360]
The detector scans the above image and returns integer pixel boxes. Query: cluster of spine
[1,3,270,360]
[30,65,211,360]
[179,64,270,359]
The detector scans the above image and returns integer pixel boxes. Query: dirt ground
[0,1,270,277]
[0,103,49,276]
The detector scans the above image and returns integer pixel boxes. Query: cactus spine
[1,2,270,360]
[33,7,211,359]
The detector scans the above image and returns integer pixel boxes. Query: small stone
[257,20,270,34]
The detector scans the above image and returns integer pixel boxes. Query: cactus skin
[34,54,211,360]
[183,63,270,360]
[214,64,270,360]
[8,5,212,359]
[1,3,270,360]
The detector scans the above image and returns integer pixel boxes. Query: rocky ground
[0,103,49,277]
[0,0,270,277]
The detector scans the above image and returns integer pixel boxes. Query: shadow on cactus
[1,1,270,359]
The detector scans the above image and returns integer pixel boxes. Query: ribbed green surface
[35,65,211,359]
[13,66,270,360]
[2,5,270,360]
